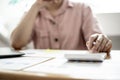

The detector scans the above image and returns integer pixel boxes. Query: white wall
[70,0,120,13]
[96,13,120,36]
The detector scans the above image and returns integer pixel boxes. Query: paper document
[0,57,52,70]
[24,57,104,75]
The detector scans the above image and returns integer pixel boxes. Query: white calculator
[64,52,106,62]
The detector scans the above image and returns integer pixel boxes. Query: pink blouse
[32,0,102,50]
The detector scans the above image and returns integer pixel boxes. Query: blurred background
[0,0,120,49]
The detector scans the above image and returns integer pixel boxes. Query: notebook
[0,48,25,58]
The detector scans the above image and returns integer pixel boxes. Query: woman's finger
[94,34,104,51]
[87,34,98,50]
[98,36,108,52]
[104,40,112,52]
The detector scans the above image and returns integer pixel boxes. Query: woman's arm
[81,4,112,58]
[11,1,44,50]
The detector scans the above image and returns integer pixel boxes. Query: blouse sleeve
[81,3,103,42]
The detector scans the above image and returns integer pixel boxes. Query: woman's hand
[86,34,112,59]
[35,0,48,8]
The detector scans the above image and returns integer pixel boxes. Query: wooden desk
[0,49,120,80]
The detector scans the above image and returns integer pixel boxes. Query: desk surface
[0,48,120,80]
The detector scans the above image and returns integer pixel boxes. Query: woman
[11,0,112,58]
